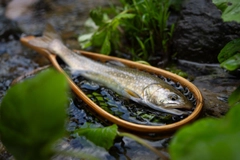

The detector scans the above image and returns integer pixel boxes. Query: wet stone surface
[171,0,240,63]
[0,0,240,159]
[176,60,240,118]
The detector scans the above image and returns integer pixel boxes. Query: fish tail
[28,24,82,69]
[28,24,62,49]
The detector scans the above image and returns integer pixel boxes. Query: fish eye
[169,94,178,101]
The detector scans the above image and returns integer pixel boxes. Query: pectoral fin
[123,89,143,103]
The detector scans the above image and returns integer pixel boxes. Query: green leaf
[78,33,94,42]
[220,52,240,71]
[100,32,111,54]
[222,3,240,23]
[218,38,240,71]
[169,102,240,160]
[75,124,118,150]
[218,39,240,63]
[90,8,105,26]
[91,28,108,47]
[228,86,240,107]
[78,33,93,49]
[0,69,68,160]
[213,1,229,12]
[212,0,240,22]
[115,13,135,21]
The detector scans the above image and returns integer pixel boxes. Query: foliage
[169,100,240,160]
[79,0,176,61]
[212,0,240,23]
[220,52,240,71]
[75,124,118,150]
[0,69,68,160]
[214,1,240,71]
[217,38,240,71]
[228,86,240,107]
[79,7,135,55]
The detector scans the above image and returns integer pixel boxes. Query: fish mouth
[163,103,192,110]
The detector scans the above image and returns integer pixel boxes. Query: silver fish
[28,25,193,115]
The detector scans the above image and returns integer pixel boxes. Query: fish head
[143,83,192,111]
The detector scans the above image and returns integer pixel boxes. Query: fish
[28,24,193,115]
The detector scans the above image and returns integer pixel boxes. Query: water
[72,73,195,126]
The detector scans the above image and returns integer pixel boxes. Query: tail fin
[28,24,62,49]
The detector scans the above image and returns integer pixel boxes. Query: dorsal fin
[43,24,62,42]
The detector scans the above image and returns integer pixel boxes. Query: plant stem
[117,132,169,160]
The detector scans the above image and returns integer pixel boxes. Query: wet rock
[0,14,21,41]
[193,74,239,118]
[112,137,169,160]
[200,88,230,117]
[4,0,120,36]
[5,0,39,20]
[53,137,111,160]
[0,53,38,77]
[177,59,240,118]
[171,0,240,63]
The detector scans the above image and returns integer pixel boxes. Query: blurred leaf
[78,33,94,42]
[220,53,240,71]
[91,28,108,47]
[212,0,240,22]
[0,69,68,160]
[228,86,240,107]
[218,38,240,71]
[115,13,135,21]
[100,32,111,54]
[169,102,240,160]
[221,2,240,23]
[214,2,229,12]
[90,8,104,26]
[84,18,99,29]
[75,124,118,150]
[78,33,93,49]
[218,39,240,63]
